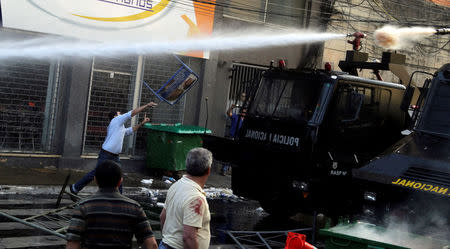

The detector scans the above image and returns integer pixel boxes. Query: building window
[83,55,196,156]
[224,0,306,26]
[133,55,188,156]
[83,56,137,155]
[0,59,59,152]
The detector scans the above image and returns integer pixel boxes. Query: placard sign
[144,56,199,105]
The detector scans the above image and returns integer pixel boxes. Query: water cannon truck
[203,47,412,219]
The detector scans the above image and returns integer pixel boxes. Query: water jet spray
[0,30,346,60]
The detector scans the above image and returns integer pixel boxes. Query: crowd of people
[66,103,213,249]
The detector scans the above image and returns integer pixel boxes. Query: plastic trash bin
[319,222,449,249]
[144,123,211,171]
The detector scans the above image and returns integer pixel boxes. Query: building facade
[0,0,351,172]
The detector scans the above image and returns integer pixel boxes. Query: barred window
[0,59,58,152]
[133,55,188,156]
[224,0,306,26]
[83,56,137,155]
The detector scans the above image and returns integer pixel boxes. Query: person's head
[186,148,213,177]
[108,111,121,121]
[95,160,123,189]
[240,92,247,102]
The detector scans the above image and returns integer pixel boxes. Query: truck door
[319,84,383,176]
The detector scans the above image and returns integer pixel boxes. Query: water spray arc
[0,30,346,60]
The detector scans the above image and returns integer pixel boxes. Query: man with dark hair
[159,148,212,249]
[66,160,158,249]
[108,111,118,122]
[70,101,157,195]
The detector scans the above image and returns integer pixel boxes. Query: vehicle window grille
[416,77,450,137]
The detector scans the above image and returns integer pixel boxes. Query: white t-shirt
[101,111,133,154]
[162,176,211,249]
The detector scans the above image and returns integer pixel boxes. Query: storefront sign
[0,0,216,58]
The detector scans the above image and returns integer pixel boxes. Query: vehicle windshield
[415,76,450,138]
[250,76,323,122]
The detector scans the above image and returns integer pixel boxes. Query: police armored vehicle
[204,52,410,218]
[353,64,450,233]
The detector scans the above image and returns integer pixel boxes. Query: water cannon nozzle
[347,32,366,38]
[347,32,367,51]
[435,28,450,35]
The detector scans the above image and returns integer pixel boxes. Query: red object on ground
[285,232,316,249]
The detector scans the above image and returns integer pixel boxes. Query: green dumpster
[320,222,449,249]
[144,123,211,171]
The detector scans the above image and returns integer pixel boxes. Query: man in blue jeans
[70,101,157,195]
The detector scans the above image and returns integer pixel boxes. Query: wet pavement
[0,161,231,189]
[2,161,447,249]
[0,161,323,249]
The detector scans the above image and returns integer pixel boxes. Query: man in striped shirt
[66,160,158,249]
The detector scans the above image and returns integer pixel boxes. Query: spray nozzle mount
[435,28,450,35]
[347,32,367,51]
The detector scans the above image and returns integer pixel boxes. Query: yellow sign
[72,0,171,22]
[392,178,449,196]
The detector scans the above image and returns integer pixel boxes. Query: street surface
[0,163,319,248]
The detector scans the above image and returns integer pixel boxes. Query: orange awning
[428,0,450,7]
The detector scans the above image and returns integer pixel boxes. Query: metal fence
[228,63,267,106]
[83,55,201,156]
[0,54,200,156]
[0,59,59,152]
[134,55,191,156]
[83,56,137,155]
[224,63,267,137]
